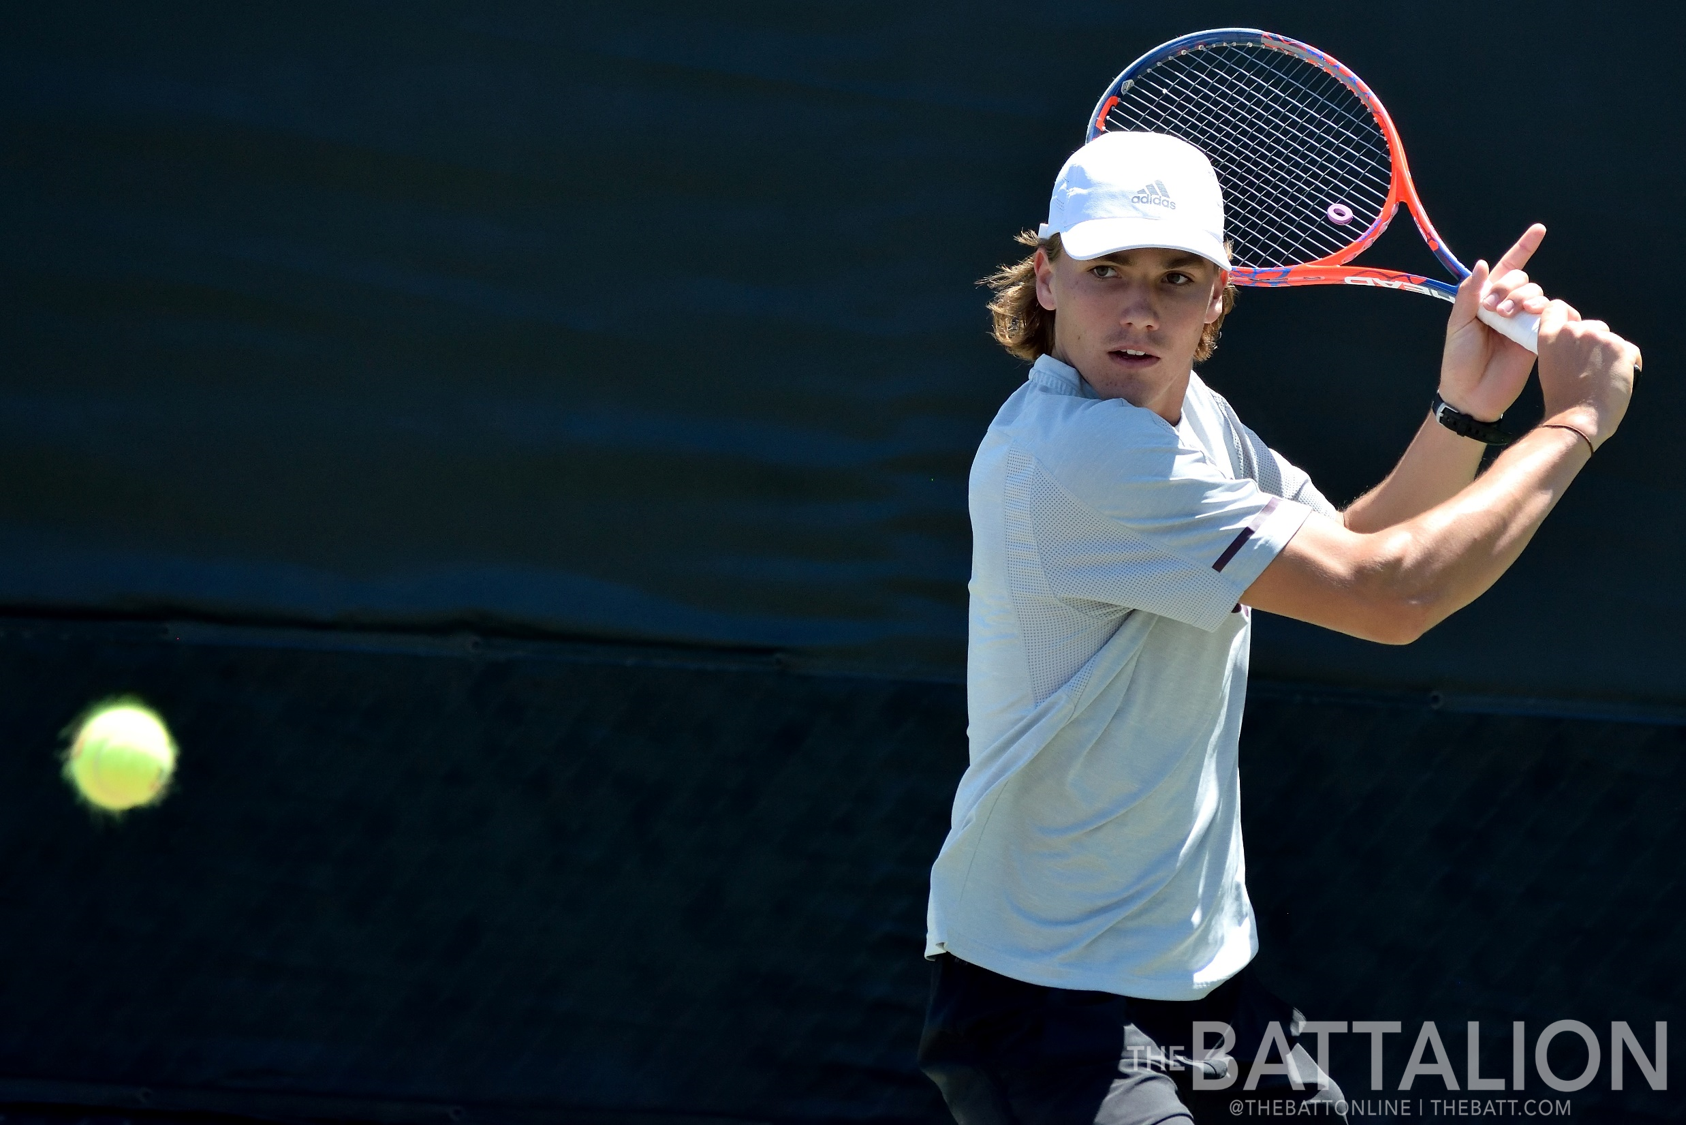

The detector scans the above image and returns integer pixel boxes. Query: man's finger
[1491,223,1547,277]
[1495,282,1545,317]
[1537,298,1572,342]
[1482,268,1533,310]
[1452,259,1488,326]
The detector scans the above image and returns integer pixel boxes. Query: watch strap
[1431,392,1512,446]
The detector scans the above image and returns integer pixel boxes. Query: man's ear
[1033,248,1057,312]
[1203,270,1228,324]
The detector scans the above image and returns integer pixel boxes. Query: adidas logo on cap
[1128,180,1176,209]
[1037,132,1230,269]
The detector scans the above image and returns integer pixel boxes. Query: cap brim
[1059,216,1230,271]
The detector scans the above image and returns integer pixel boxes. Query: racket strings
[1175,51,1375,177]
[1109,80,1368,268]
[1111,50,1389,265]
[1103,41,1394,268]
[1173,45,1395,249]
[1175,55,1389,258]
[1124,69,1355,257]
[1116,50,1389,264]
[1185,54,1387,200]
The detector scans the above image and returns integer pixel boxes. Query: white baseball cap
[1037,131,1230,271]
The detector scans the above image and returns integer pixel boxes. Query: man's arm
[1244,299,1637,644]
[1338,414,1484,534]
[1340,226,1549,534]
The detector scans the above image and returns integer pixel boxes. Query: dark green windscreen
[2,2,1681,703]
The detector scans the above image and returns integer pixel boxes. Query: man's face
[1033,246,1226,417]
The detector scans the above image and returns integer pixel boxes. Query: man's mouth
[1109,347,1159,366]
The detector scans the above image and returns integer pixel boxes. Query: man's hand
[1535,299,1640,451]
[1438,224,1549,421]
[1340,225,1553,534]
[1247,285,1641,644]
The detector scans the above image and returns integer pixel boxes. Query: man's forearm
[1245,423,1589,644]
[1341,413,1486,534]
[1248,296,1636,646]
[1377,424,1588,631]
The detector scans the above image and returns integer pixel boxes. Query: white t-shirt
[925,354,1337,1001]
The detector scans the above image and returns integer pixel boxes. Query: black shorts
[917,953,1347,1125]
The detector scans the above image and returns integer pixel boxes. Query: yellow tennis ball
[63,700,177,812]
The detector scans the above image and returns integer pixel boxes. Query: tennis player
[918,132,1638,1124]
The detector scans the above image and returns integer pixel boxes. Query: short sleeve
[1021,413,1311,632]
[1264,449,1337,517]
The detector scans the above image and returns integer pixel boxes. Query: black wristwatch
[1430,392,1512,446]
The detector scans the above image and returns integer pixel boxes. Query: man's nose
[1116,285,1158,328]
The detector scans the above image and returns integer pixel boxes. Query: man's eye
[1090,265,1117,279]
[1165,272,1192,285]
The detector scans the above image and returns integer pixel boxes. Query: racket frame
[1086,28,1468,303]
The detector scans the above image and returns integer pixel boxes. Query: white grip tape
[1476,306,1541,353]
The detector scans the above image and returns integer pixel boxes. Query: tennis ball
[63,699,177,812]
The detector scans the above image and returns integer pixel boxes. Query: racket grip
[1476,306,1541,354]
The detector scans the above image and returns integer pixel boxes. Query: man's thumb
[1452,260,1488,325]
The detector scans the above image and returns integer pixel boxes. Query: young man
[918,131,1638,1123]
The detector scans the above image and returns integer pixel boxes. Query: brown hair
[983,230,1236,364]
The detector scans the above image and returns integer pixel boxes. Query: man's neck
[1056,352,1192,425]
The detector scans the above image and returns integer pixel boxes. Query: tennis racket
[1086,29,1542,352]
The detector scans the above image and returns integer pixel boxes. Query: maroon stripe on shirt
[1212,497,1280,573]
